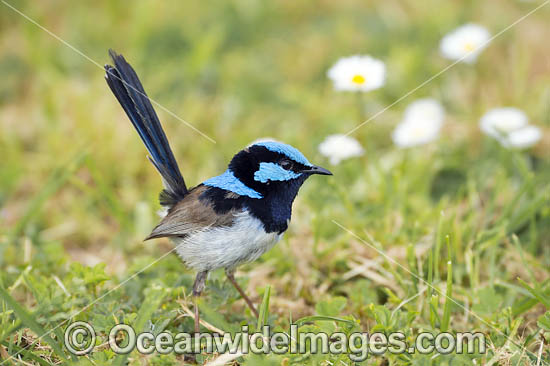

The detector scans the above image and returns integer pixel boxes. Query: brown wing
[145,185,237,240]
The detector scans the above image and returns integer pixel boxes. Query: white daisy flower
[327,55,386,92]
[440,23,491,64]
[505,125,542,149]
[480,107,542,149]
[392,120,443,148]
[318,134,364,165]
[392,99,445,148]
[403,98,445,126]
[480,107,528,140]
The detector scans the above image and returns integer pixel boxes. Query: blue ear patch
[203,170,262,199]
[255,142,312,166]
[254,162,302,183]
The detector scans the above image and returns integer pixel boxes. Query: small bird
[104,50,332,332]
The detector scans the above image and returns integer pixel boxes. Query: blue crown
[254,142,312,166]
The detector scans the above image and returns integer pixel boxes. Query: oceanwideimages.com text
[65,322,486,361]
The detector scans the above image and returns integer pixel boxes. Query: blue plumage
[203,170,263,198]
[253,162,302,183]
[104,50,187,206]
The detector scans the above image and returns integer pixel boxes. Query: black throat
[199,175,308,234]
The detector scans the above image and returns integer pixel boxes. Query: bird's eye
[280,160,293,170]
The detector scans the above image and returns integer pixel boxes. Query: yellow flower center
[352,74,366,84]
[463,42,476,52]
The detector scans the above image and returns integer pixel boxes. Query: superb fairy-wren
[104,50,332,332]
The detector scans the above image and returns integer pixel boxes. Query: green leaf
[113,285,168,366]
[369,304,392,329]
[348,280,378,306]
[315,296,347,316]
[70,263,110,287]
[537,311,550,331]
[517,278,550,308]
[0,285,67,362]
[472,287,502,315]
[132,285,168,331]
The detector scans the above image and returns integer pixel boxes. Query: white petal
[479,107,528,139]
[392,119,442,148]
[504,125,542,149]
[440,23,491,63]
[403,98,446,127]
[318,134,364,165]
[327,55,386,92]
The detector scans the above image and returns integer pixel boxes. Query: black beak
[302,165,333,176]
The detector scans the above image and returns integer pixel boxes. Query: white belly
[171,211,283,272]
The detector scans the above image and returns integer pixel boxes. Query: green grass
[1,0,550,365]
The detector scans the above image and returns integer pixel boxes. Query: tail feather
[104,50,187,206]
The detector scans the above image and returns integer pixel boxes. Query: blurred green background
[1,0,550,365]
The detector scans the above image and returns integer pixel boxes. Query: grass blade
[295,315,354,327]
[0,286,67,362]
[517,278,550,308]
[256,285,271,332]
[429,294,440,328]
[0,341,56,366]
[441,260,453,332]
[434,211,445,280]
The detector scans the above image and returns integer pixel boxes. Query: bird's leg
[192,271,208,334]
[225,268,259,318]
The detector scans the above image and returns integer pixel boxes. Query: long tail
[104,50,187,206]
